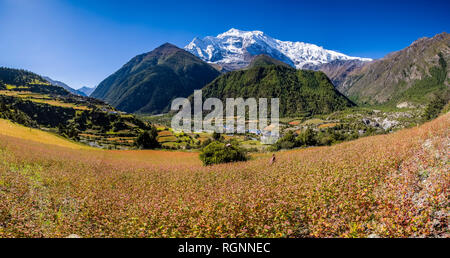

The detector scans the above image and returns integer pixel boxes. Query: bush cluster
[199,141,247,166]
[135,126,160,149]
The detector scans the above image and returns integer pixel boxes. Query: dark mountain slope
[199,65,355,117]
[91,43,221,114]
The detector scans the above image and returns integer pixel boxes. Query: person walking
[269,153,276,165]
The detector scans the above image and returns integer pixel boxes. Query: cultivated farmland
[0,114,448,238]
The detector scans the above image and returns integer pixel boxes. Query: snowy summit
[185,28,372,70]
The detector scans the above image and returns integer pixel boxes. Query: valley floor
[0,114,448,237]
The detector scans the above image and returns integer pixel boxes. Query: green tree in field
[423,93,448,121]
[199,141,247,166]
[296,128,317,146]
[273,128,320,151]
[135,126,160,149]
[57,123,79,140]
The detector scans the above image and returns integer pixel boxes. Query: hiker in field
[269,154,276,165]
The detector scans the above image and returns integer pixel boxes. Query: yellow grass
[5,84,17,90]
[0,118,199,164]
[29,99,91,110]
[0,91,90,110]
[79,133,100,138]
[0,90,50,99]
[0,119,91,150]
[157,135,177,143]
[318,123,339,129]
[157,130,173,137]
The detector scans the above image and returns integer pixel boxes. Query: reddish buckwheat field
[0,114,448,238]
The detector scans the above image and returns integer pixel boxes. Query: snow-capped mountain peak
[185,29,372,71]
[217,28,264,38]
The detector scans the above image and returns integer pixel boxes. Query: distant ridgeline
[0,67,152,149]
[333,32,450,106]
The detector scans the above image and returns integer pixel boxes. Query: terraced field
[0,68,154,150]
[0,90,91,110]
[0,114,448,238]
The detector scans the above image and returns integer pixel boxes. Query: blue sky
[0,0,449,89]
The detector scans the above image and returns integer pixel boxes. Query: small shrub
[199,141,247,166]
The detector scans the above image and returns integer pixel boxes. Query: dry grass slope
[0,119,90,150]
[0,114,448,238]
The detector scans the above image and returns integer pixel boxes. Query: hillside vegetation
[0,67,154,149]
[200,65,355,117]
[0,111,447,237]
